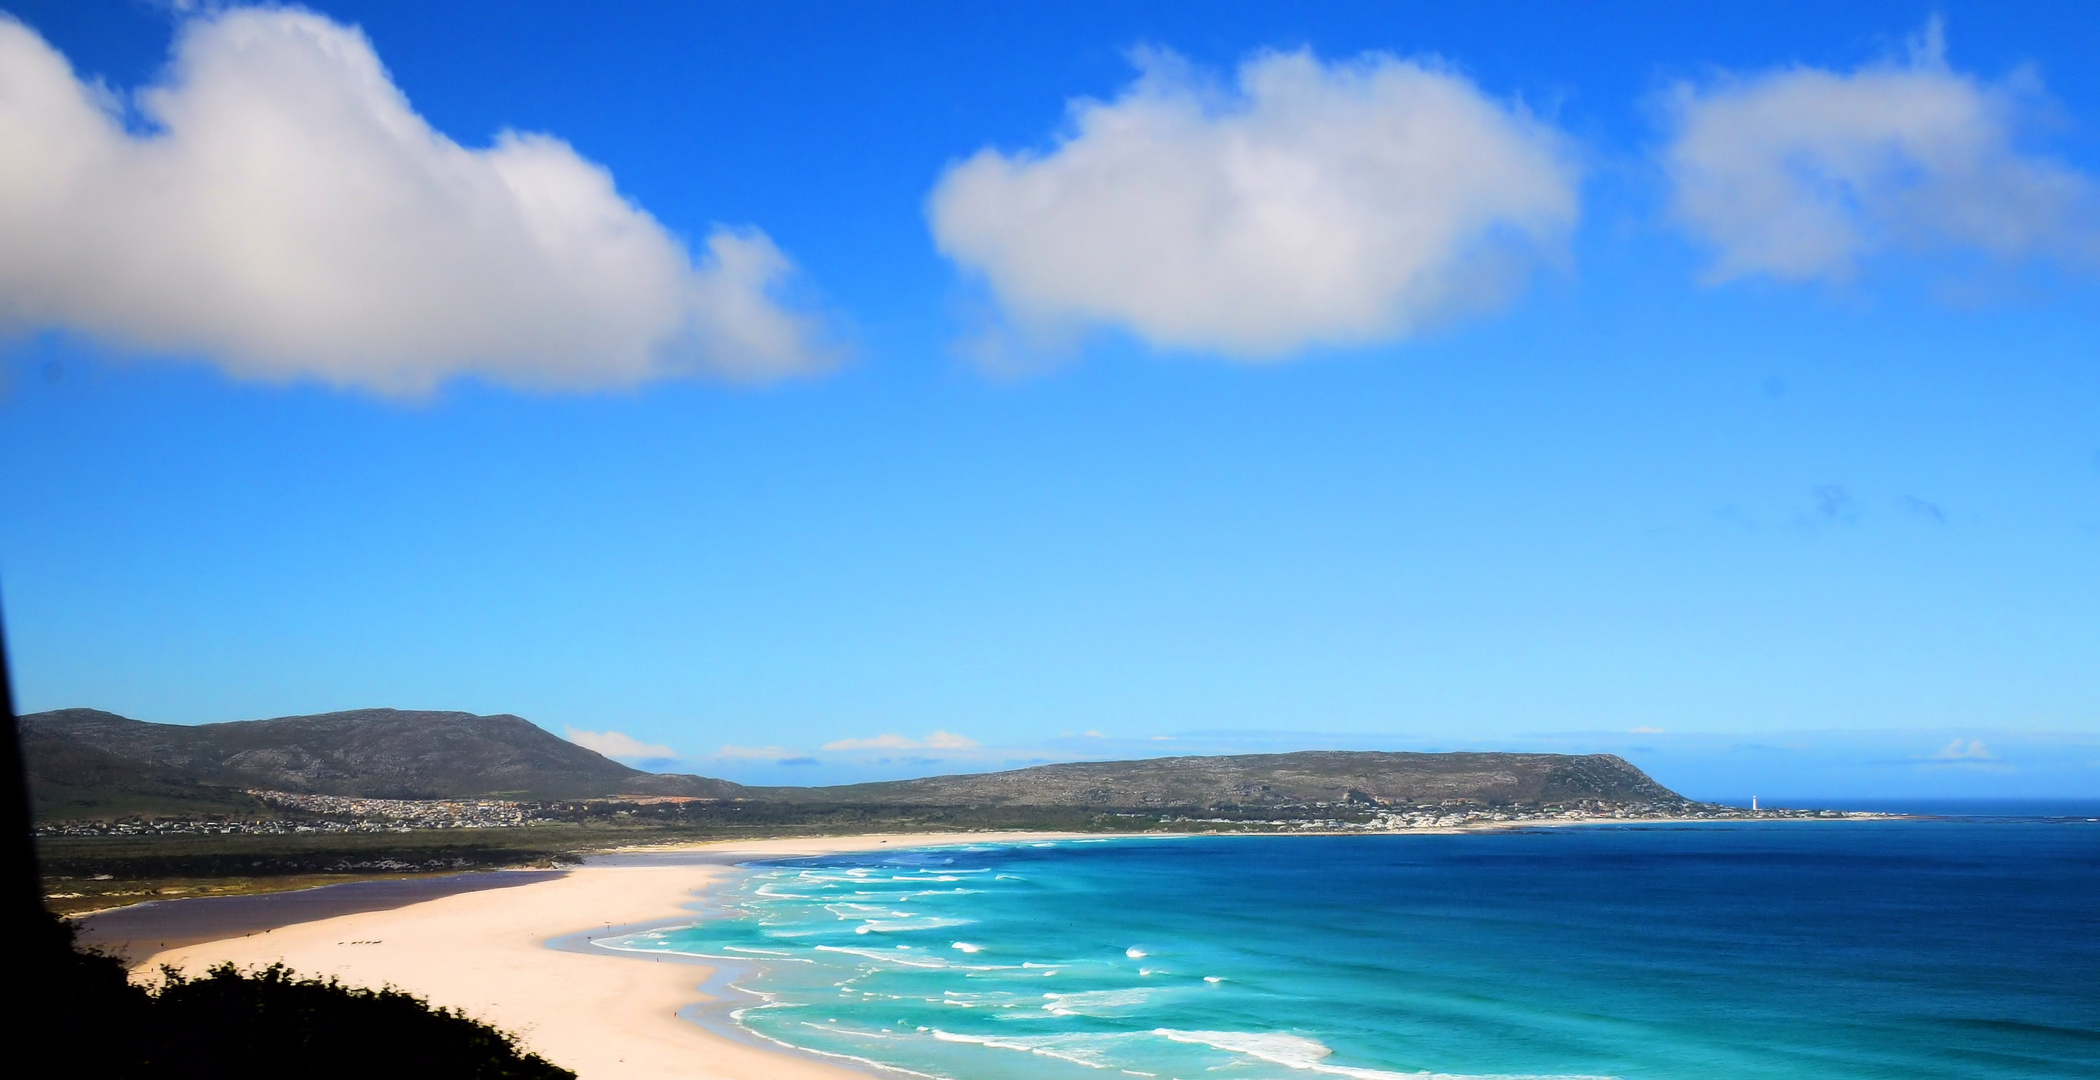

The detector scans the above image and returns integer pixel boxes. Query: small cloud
[1714,504,1759,532]
[821,731,980,752]
[1931,738,1994,761]
[1811,484,1862,525]
[775,756,818,767]
[1915,737,2011,772]
[714,744,800,761]
[822,734,916,751]
[565,727,677,760]
[1084,730,1105,738]
[1898,495,1947,523]
[1629,726,1667,734]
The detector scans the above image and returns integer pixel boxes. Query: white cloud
[821,731,979,753]
[712,744,802,761]
[1662,20,2098,282]
[564,727,677,760]
[1931,738,1994,761]
[927,48,1580,360]
[0,8,829,394]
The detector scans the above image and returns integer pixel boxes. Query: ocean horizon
[1708,798,2100,819]
[604,821,2100,1080]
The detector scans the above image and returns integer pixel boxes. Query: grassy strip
[37,808,1219,912]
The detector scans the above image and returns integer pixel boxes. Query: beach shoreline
[122,817,1897,1079]
[134,832,1089,1080]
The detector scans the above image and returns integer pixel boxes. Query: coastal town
[1164,798,1877,831]
[34,790,540,836]
[37,789,1878,838]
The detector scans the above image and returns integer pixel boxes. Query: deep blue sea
[607,822,2100,1079]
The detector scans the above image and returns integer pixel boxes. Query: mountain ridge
[21,708,738,815]
[747,750,1680,809]
[23,707,1691,820]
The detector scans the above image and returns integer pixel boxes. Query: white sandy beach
[139,833,1086,1080]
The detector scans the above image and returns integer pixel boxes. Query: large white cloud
[1662,22,2098,282]
[564,727,677,761]
[0,8,828,393]
[927,49,1580,360]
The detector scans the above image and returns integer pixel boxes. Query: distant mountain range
[21,707,1689,820]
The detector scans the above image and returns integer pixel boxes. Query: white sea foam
[951,941,982,953]
[855,916,972,934]
[930,1029,1140,1069]
[1151,1030,1615,1080]
[1042,987,1158,1016]
[1125,947,1147,958]
[828,903,913,917]
[812,945,952,968]
[729,1023,943,1080]
[934,989,1036,1011]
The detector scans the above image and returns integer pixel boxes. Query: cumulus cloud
[821,731,979,752]
[1662,20,2099,282]
[927,48,1580,360]
[0,8,828,393]
[565,727,677,760]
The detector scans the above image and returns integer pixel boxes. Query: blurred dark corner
[1,597,39,920]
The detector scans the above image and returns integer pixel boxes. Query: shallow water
[607,823,2100,1079]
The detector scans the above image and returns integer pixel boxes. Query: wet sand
[78,869,569,958]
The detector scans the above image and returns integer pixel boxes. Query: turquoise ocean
[603,821,2099,1079]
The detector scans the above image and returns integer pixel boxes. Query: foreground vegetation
[30,911,572,1078]
[36,802,1191,911]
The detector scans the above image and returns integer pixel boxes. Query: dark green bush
[26,910,573,1079]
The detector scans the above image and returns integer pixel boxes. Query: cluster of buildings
[1160,799,1877,832]
[33,791,544,837]
[246,790,535,827]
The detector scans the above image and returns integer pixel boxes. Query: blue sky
[1,1,2095,799]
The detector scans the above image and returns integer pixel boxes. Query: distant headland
[24,707,1851,913]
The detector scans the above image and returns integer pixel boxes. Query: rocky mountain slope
[22,708,740,815]
[755,750,1682,809]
